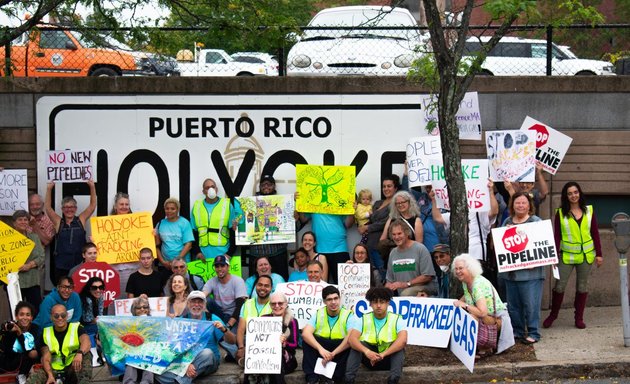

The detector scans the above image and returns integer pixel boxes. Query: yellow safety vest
[43,322,80,370]
[360,312,399,353]
[558,206,596,264]
[192,198,230,247]
[314,307,351,340]
[242,298,271,320]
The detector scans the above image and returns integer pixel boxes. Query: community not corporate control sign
[491,220,558,273]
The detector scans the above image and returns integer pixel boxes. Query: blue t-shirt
[308,213,348,253]
[157,217,195,262]
[180,312,225,360]
[347,312,404,334]
[191,198,244,259]
[288,270,308,282]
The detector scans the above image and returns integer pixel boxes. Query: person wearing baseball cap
[432,244,452,299]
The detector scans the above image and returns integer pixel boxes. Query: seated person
[78,276,105,366]
[306,260,325,284]
[236,275,273,366]
[244,256,285,298]
[126,248,166,298]
[34,276,82,329]
[288,248,309,282]
[123,297,154,384]
[432,244,452,299]
[0,302,41,384]
[165,257,204,293]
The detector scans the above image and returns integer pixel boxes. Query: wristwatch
[406,281,411,287]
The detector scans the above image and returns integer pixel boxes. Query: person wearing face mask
[191,179,244,261]
[432,244,452,299]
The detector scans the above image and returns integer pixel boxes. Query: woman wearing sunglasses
[79,276,105,366]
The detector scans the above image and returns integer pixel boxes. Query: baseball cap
[432,243,451,254]
[213,255,229,266]
[187,290,206,302]
[260,175,275,184]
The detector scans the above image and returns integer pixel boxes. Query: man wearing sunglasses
[30,304,92,384]
[34,276,82,329]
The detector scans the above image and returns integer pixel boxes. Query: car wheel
[575,70,596,76]
[236,72,254,76]
[91,67,119,77]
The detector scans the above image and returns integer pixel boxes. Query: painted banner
[91,212,156,264]
[422,92,482,140]
[431,159,490,212]
[236,194,296,245]
[187,256,242,282]
[520,116,572,175]
[0,169,28,215]
[244,317,283,374]
[485,130,536,182]
[491,220,558,273]
[114,297,169,317]
[98,316,218,376]
[275,281,330,328]
[296,165,355,215]
[354,297,455,348]
[0,220,35,284]
[72,261,121,306]
[338,263,371,312]
[407,136,442,187]
[45,149,94,182]
[449,306,478,373]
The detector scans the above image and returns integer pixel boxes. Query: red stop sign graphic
[528,124,549,148]
[502,226,528,253]
[72,261,121,307]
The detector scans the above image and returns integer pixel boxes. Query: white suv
[464,36,615,76]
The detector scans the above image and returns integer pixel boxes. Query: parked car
[287,5,427,76]
[177,48,268,76]
[464,36,615,76]
[232,52,279,76]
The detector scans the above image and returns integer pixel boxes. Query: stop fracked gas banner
[491,220,558,273]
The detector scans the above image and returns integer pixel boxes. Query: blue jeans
[369,248,385,278]
[156,349,217,384]
[504,278,544,341]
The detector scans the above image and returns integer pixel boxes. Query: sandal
[475,348,494,359]
[521,337,537,345]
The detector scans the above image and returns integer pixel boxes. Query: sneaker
[238,358,245,368]
[16,374,27,384]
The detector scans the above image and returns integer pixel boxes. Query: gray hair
[389,190,420,219]
[130,297,151,316]
[452,253,483,278]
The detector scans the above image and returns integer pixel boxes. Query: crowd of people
[0,167,604,384]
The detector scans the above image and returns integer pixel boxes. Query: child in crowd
[355,189,373,244]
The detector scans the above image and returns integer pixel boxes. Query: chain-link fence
[2,24,629,77]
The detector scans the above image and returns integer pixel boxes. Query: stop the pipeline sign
[528,124,549,148]
[502,226,528,253]
[72,261,121,307]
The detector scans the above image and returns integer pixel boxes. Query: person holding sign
[236,275,273,366]
[543,182,603,330]
[155,197,195,272]
[12,210,45,309]
[344,287,406,384]
[302,286,352,384]
[110,192,138,298]
[348,243,382,288]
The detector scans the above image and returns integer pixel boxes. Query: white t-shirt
[442,211,496,261]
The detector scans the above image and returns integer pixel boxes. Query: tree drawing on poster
[296,165,355,215]
[519,116,573,175]
[407,136,442,187]
[486,130,536,182]
[236,194,295,245]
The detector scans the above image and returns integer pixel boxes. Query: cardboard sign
[486,130,536,182]
[422,92,482,140]
[114,296,169,317]
[275,281,330,328]
[236,194,296,245]
[431,159,490,212]
[492,220,558,273]
[520,116,572,175]
[0,169,28,216]
[296,165,356,215]
[0,220,35,284]
[244,317,283,374]
[449,306,478,373]
[72,261,121,307]
[45,149,94,182]
[354,297,455,348]
[187,256,242,282]
[406,136,442,187]
[338,263,370,312]
[91,212,156,264]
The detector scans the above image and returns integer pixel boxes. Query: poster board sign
[275,281,330,328]
[114,296,169,317]
[519,116,572,175]
[338,263,370,312]
[491,220,558,273]
[0,220,35,284]
[354,297,455,348]
[295,165,355,215]
[187,256,242,282]
[449,306,478,373]
[431,159,490,212]
[91,212,156,264]
[485,130,536,182]
[406,136,441,187]
[422,92,482,140]
[236,194,296,245]
[244,317,282,374]
[72,261,121,307]
[0,169,28,215]
[45,149,94,182]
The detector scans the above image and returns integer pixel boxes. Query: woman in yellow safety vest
[544,182,603,329]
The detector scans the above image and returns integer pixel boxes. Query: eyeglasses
[90,285,104,291]
[52,312,68,319]
[270,302,285,307]
[172,265,186,270]
[395,200,409,206]
[58,285,74,290]
[136,306,149,310]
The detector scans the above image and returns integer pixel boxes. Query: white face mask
[440,265,450,273]
[206,188,217,199]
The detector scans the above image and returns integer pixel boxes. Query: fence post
[546,25,552,76]
[278,46,285,77]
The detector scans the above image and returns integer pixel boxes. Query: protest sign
[0,220,35,284]
[91,212,156,264]
[338,263,370,312]
[0,169,28,216]
[431,159,490,212]
[491,220,558,273]
[72,261,120,306]
[275,281,330,328]
[520,116,572,175]
[244,317,283,374]
[45,149,94,182]
[7,272,22,319]
[187,256,242,282]
[296,165,355,215]
[114,296,168,317]
[406,136,442,187]
[486,130,536,182]
[98,316,218,376]
[236,194,296,245]
[422,92,482,140]
[354,297,455,348]
[449,306,477,373]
